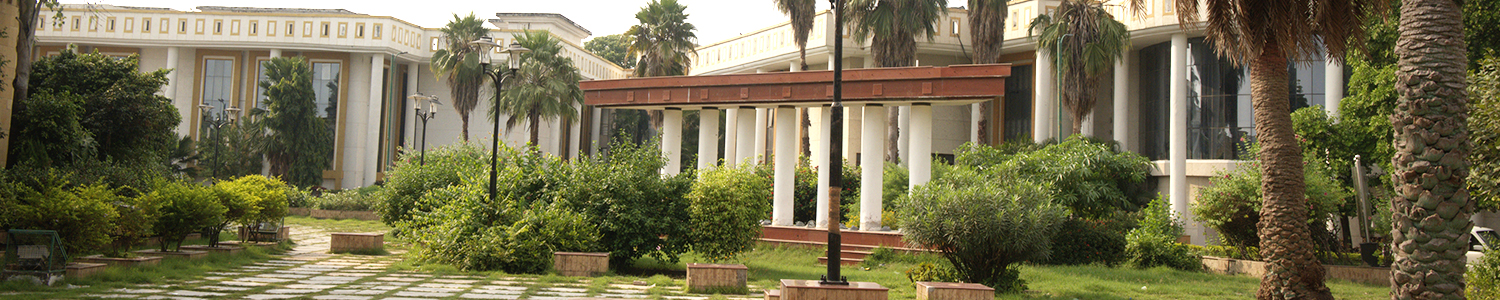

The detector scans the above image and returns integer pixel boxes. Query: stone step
[815,257,864,266]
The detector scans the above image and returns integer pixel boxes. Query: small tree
[207,181,256,247]
[105,191,160,257]
[686,164,771,262]
[259,57,333,188]
[898,166,1067,292]
[1125,196,1200,270]
[145,181,225,251]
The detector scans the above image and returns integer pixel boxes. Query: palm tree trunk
[887,108,900,163]
[1390,0,1470,297]
[1250,43,1332,300]
[529,112,541,147]
[460,114,471,141]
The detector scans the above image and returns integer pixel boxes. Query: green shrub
[1192,148,1349,248]
[954,138,1153,219]
[106,192,160,257]
[687,164,772,262]
[791,157,860,224]
[24,50,180,168]
[898,165,1067,292]
[285,186,313,208]
[1125,196,1201,271]
[212,175,289,245]
[400,176,598,273]
[553,139,693,265]
[904,262,963,283]
[378,142,487,228]
[1467,249,1500,299]
[0,173,120,255]
[309,188,382,211]
[1046,217,1128,266]
[144,181,226,252]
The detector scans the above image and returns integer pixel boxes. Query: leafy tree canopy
[584,34,635,69]
[20,49,180,166]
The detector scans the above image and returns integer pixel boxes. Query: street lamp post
[822,0,848,285]
[198,99,241,179]
[408,93,442,165]
[470,36,530,202]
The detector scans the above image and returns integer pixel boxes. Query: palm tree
[1389,0,1470,298]
[773,0,816,155]
[628,0,698,131]
[258,57,333,188]
[1028,0,1129,136]
[968,0,1007,144]
[845,0,949,162]
[1153,0,1382,297]
[429,13,489,141]
[494,30,584,147]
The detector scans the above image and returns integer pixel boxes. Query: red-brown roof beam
[579,64,1011,109]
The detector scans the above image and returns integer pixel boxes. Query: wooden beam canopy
[580,64,1011,109]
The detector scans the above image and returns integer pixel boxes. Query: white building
[36,5,628,189]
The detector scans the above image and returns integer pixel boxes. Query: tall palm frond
[1029,0,1130,135]
[627,0,699,130]
[844,0,948,162]
[968,0,1008,144]
[429,13,489,141]
[774,0,817,70]
[494,30,585,147]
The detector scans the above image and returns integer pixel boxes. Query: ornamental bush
[687,164,772,262]
[310,187,382,211]
[897,165,1067,292]
[1125,196,1201,271]
[213,175,289,245]
[106,191,160,257]
[378,142,488,228]
[552,139,693,265]
[0,173,120,255]
[1468,248,1500,299]
[399,174,598,273]
[790,157,859,224]
[1046,217,1129,266]
[145,180,226,252]
[1192,146,1349,248]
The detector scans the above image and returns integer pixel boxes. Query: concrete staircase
[757,226,930,266]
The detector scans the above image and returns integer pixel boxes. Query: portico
[580,64,1010,230]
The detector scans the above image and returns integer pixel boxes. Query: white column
[791,61,802,72]
[363,54,385,186]
[754,108,769,163]
[860,105,887,231]
[844,105,862,161]
[1113,58,1130,151]
[405,63,419,151]
[828,53,838,70]
[814,106,832,226]
[724,108,739,164]
[970,103,983,144]
[736,107,756,165]
[1034,49,1055,143]
[773,106,796,226]
[698,108,720,169]
[269,49,282,58]
[661,109,683,175]
[863,54,876,69]
[1169,33,1192,243]
[909,104,932,190]
[897,106,910,166]
[1325,59,1344,117]
[165,46,184,136]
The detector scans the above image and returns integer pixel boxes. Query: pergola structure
[580,64,1011,230]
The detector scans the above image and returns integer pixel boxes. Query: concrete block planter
[78,254,163,267]
[914,282,993,300]
[1200,256,1390,285]
[133,249,207,260]
[686,263,748,293]
[779,279,888,300]
[65,262,107,278]
[553,252,609,277]
[330,232,384,253]
[765,289,781,300]
[179,245,244,254]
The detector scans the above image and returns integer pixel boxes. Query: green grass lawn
[635,242,1390,300]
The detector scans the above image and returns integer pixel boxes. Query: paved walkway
[74,224,763,300]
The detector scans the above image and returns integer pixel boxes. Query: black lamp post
[198,99,241,179]
[408,93,442,165]
[470,36,530,202]
[822,0,848,285]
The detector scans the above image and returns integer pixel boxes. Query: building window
[200,58,236,137]
[249,21,257,35]
[143,18,151,32]
[106,17,115,32]
[321,22,330,37]
[214,20,222,34]
[431,37,440,51]
[372,24,381,39]
[337,23,347,38]
[355,24,364,38]
[1003,65,1034,142]
[161,19,169,33]
[311,62,342,166]
[255,62,269,105]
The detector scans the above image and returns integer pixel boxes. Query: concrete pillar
[897,105,910,166]
[909,104,932,190]
[844,105,862,161]
[754,108,769,163]
[773,106,796,226]
[1113,58,1130,151]
[791,60,802,72]
[661,108,683,175]
[736,107,756,165]
[363,54,385,186]
[863,54,876,69]
[698,108,720,169]
[1325,59,1344,117]
[970,103,983,144]
[1169,33,1192,243]
[1034,49,1055,143]
[165,46,180,101]
[269,49,281,58]
[814,106,832,226]
[725,108,739,164]
[405,63,420,151]
[860,104,886,231]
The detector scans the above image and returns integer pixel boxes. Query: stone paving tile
[263,288,322,294]
[661,296,711,300]
[406,286,465,293]
[218,281,269,287]
[324,272,377,277]
[140,296,206,300]
[256,273,311,279]
[114,288,166,294]
[606,288,647,294]
[416,283,472,289]
[609,284,652,290]
[207,272,242,276]
[467,288,523,295]
[456,293,520,299]
[489,280,527,286]
[598,293,650,299]
[282,284,337,290]
[534,291,587,297]
[166,290,226,297]
[392,291,454,297]
[382,298,439,300]
[197,285,252,292]
[83,294,140,299]
[240,266,276,270]
[376,276,424,282]
[239,277,294,283]
[311,295,373,300]
[429,278,480,284]
[543,287,588,293]
[474,285,527,291]
[243,294,302,300]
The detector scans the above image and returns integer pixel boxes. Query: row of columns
[654,103,936,231]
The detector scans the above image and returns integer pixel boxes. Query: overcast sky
[82,0,838,45]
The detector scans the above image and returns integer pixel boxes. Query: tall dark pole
[488,64,502,202]
[419,112,430,165]
[821,0,847,285]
